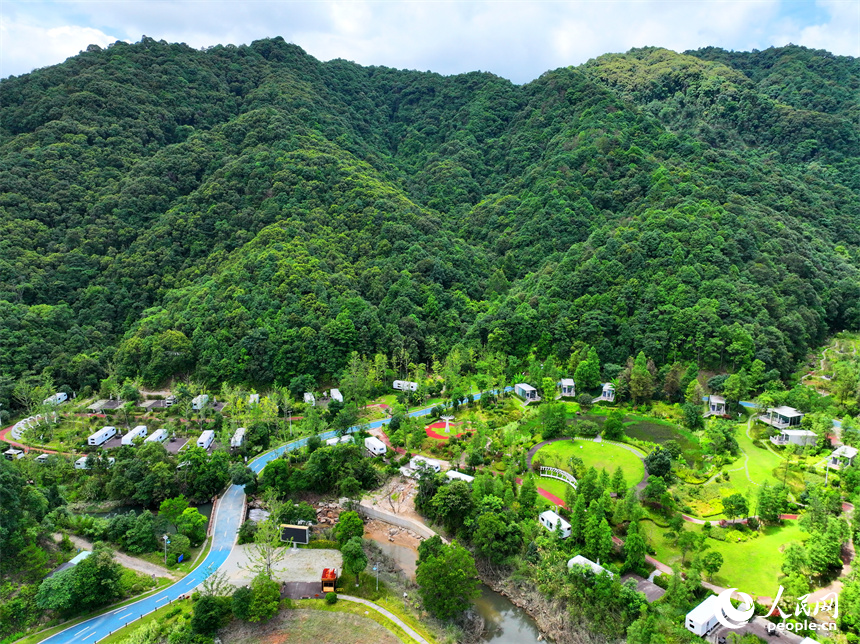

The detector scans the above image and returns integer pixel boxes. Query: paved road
[39,392,496,644]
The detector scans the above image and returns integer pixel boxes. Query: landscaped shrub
[325,592,338,604]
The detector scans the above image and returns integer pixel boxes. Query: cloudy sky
[1,0,858,83]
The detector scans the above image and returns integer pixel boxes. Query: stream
[366,537,545,644]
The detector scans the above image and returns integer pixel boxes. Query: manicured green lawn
[640,519,808,596]
[726,420,785,496]
[533,439,645,485]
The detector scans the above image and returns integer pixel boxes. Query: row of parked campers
[325,435,355,447]
[87,426,171,447]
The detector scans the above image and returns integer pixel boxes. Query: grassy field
[641,519,809,596]
[533,439,645,485]
[223,606,404,644]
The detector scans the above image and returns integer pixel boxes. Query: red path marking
[515,477,567,508]
[0,425,59,454]
[424,421,473,440]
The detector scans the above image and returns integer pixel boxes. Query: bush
[325,592,338,604]
[237,520,258,545]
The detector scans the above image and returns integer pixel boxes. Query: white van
[197,430,215,450]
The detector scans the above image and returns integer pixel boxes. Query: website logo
[715,588,755,629]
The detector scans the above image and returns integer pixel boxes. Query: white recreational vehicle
[446,470,475,483]
[392,380,418,392]
[303,392,316,406]
[191,394,209,411]
[144,428,169,444]
[364,436,387,456]
[231,427,246,448]
[539,510,571,538]
[75,455,115,470]
[43,392,68,405]
[122,425,148,446]
[197,430,215,450]
[329,388,343,403]
[410,455,441,473]
[88,426,117,446]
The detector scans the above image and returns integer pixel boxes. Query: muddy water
[364,535,545,644]
[473,585,545,644]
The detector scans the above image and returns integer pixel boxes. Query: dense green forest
[1,39,858,405]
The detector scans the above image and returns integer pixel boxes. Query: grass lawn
[640,519,809,596]
[729,421,786,496]
[533,439,645,485]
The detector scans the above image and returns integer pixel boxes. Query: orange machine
[321,568,337,593]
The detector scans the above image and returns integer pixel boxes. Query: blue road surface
[40,391,505,643]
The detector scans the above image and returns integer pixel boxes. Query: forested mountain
[1,38,858,400]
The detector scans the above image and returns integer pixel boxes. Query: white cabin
[707,395,726,415]
[393,380,418,392]
[365,436,387,456]
[446,470,475,483]
[197,430,215,450]
[559,378,576,397]
[514,383,540,402]
[539,510,571,538]
[192,394,209,411]
[88,426,117,446]
[760,406,804,429]
[330,388,343,403]
[829,444,857,469]
[122,425,148,446]
[43,392,68,405]
[685,595,722,636]
[304,392,316,406]
[567,555,613,578]
[144,428,169,444]
[595,383,615,403]
[410,455,441,473]
[770,428,817,447]
[231,427,247,448]
[36,453,50,464]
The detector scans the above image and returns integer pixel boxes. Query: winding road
[37,399,460,644]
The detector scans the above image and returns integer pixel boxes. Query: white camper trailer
[410,455,441,473]
[145,428,169,444]
[75,455,115,470]
[392,380,418,392]
[685,595,721,636]
[122,425,148,446]
[43,392,68,405]
[88,426,117,446]
[231,427,247,448]
[197,430,215,450]
[191,394,209,411]
[339,435,354,444]
[539,510,571,538]
[304,392,316,406]
[330,388,343,403]
[325,437,340,446]
[365,436,387,456]
[4,448,24,460]
[446,470,475,483]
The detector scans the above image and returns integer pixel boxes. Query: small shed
[559,378,576,397]
[539,510,571,538]
[685,594,720,636]
[594,383,615,403]
[321,568,337,593]
[707,395,726,416]
[330,388,343,403]
[280,524,310,545]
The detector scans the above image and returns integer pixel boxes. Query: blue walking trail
[39,392,493,644]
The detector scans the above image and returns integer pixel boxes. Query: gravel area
[219,544,343,587]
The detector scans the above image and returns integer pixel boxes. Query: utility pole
[373,563,378,591]
[163,534,170,565]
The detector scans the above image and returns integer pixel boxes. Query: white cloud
[0,18,122,78]
[1,0,856,83]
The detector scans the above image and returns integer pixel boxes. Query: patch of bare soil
[219,608,401,644]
